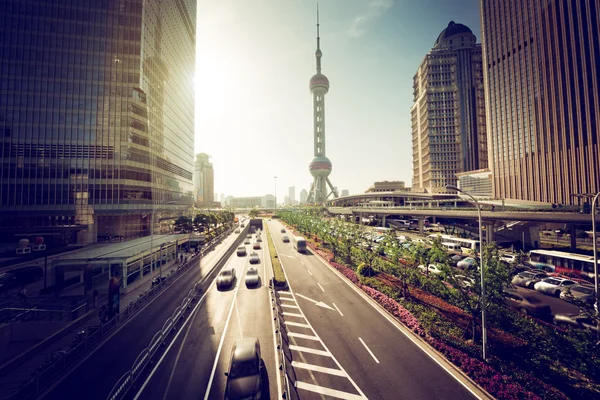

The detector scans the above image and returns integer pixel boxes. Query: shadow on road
[260,362,271,400]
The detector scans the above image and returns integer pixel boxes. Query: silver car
[560,284,595,304]
[533,277,577,297]
[554,313,599,331]
[217,268,236,290]
[511,271,548,289]
[225,338,263,400]
[236,246,247,256]
[245,267,260,287]
[249,252,260,265]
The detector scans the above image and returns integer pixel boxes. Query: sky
[195,0,481,200]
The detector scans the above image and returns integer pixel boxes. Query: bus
[293,236,307,253]
[441,242,462,254]
[529,249,598,282]
[428,234,480,254]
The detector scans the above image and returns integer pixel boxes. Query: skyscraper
[0,0,196,244]
[194,153,214,206]
[288,186,296,205]
[300,189,308,204]
[481,0,600,204]
[411,21,487,194]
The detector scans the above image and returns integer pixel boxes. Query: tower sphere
[309,155,332,178]
[309,73,329,93]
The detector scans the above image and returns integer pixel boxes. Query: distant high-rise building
[300,189,308,204]
[288,186,296,204]
[220,193,225,203]
[366,181,406,193]
[411,21,487,194]
[0,0,196,244]
[341,189,349,197]
[194,154,214,206]
[481,0,600,204]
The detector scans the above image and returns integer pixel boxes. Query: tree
[382,230,412,298]
[427,238,449,276]
[174,216,193,233]
[248,208,259,218]
[193,213,209,233]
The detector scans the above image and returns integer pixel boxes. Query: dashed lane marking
[317,282,325,292]
[333,303,344,317]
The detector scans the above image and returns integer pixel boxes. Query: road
[268,220,485,400]
[131,228,278,400]
[39,229,279,400]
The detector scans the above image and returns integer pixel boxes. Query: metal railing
[271,288,299,400]
[2,227,236,400]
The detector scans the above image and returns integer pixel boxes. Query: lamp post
[273,176,278,209]
[592,193,600,320]
[147,201,177,279]
[447,184,487,361]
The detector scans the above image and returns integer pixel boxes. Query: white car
[245,267,260,287]
[499,253,517,264]
[249,252,260,264]
[533,277,577,297]
[457,257,477,270]
[454,275,475,288]
[418,264,444,275]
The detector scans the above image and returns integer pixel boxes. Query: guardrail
[105,225,248,400]
[271,288,299,400]
[1,227,235,400]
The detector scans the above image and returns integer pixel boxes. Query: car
[417,264,444,275]
[511,271,548,289]
[256,237,262,242]
[237,246,247,256]
[449,254,467,266]
[454,274,475,288]
[503,290,552,318]
[533,277,577,297]
[224,337,263,400]
[282,235,290,243]
[457,257,477,270]
[249,252,260,264]
[217,268,236,289]
[554,313,599,331]
[235,229,240,233]
[281,228,286,233]
[151,276,167,288]
[560,284,596,304]
[247,234,252,239]
[499,253,517,264]
[244,239,251,245]
[240,224,245,228]
[253,242,261,250]
[245,267,260,287]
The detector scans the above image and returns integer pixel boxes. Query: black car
[225,338,263,400]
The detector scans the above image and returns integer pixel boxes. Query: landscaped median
[264,222,287,288]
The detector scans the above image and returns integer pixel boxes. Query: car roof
[232,337,259,361]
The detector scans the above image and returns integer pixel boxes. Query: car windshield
[544,278,560,285]
[520,272,535,278]
[247,269,258,275]
[230,359,259,378]
[220,270,232,276]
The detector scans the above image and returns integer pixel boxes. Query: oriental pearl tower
[307,5,338,204]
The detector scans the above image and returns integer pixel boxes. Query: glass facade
[0,0,196,244]
[411,22,488,194]
[194,153,214,206]
[481,0,600,204]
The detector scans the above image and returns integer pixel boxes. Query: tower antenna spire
[316,2,322,74]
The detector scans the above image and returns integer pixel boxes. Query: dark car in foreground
[225,337,263,400]
[503,290,551,319]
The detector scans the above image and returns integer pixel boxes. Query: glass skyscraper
[481,0,600,204]
[0,0,196,244]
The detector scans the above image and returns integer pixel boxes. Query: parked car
[499,253,517,264]
[554,313,599,331]
[418,264,444,275]
[454,274,475,288]
[449,254,467,266]
[237,246,247,256]
[253,243,261,250]
[249,252,260,264]
[503,290,552,318]
[560,284,596,304]
[457,257,477,270]
[224,338,263,400]
[511,271,548,289]
[534,277,577,297]
[217,268,236,290]
[282,235,290,243]
[245,267,260,287]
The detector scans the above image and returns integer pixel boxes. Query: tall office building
[481,0,600,204]
[288,186,295,205]
[194,153,214,206]
[300,189,308,204]
[411,21,487,194]
[0,0,196,244]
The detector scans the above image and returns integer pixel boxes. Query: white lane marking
[317,282,325,292]
[279,297,296,302]
[292,361,346,377]
[289,345,330,357]
[300,260,305,266]
[282,311,304,318]
[281,304,299,309]
[295,293,334,311]
[308,250,484,400]
[288,332,320,341]
[203,268,244,400]
[284,321,311,328]
[295,381,364,400]
[332,302,344,317]
[307,269,313,276]
[359,337,380,364]
[266,256,284,398]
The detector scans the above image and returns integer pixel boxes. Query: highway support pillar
[568,224,577,251]
[418,218,425,235]
[382,215,387,228]
[485,222,494,244]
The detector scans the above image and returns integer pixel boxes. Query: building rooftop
[434,21,473,46]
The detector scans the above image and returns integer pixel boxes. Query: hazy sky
[195,0,481,199]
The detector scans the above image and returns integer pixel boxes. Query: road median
[264,223,287,288]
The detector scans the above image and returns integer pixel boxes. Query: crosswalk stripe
[288,332,319,341]
[282,312,304,318]
[295,381,364,400]
[292,361,346,377]
[284,321,311,328]
[281,304,299,309]
[289,345,330,357]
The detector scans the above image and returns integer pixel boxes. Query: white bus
[441,242,462,253]
[529,249,598,282]
[293,236,307,253]
[428,234,480,254]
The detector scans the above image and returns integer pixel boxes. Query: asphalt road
[132,229,278,400]
[268,220,486,400]
[39,230,246,400]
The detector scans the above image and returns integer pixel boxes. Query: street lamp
[591,193,600,319]
[273,176,278,209]
[146,200,177,278]
[447,184,487,362]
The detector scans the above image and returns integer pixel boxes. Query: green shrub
[264,224,286,285]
